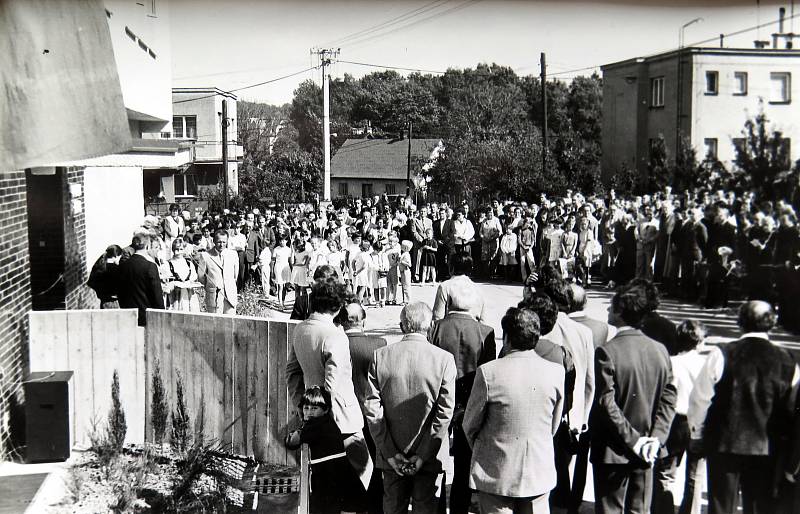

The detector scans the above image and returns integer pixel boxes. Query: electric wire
[172,66,318,104]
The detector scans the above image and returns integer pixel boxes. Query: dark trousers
[362,417,384,514]
[593,463,653,514]
[707,453,776,514]
[551,425,590,513]
[450,426,473,514]
[383,470,439,514]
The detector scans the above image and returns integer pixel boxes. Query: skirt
[274,262,291,285]
[291,264,309,286]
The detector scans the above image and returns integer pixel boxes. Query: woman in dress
[370,241,389,308]
[291,238,312,303]
[167,238,200,312]
[326,240,345,281]
[353,240,374,305]
[273,236,293,308]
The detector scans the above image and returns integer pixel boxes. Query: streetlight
[676,17,704,159]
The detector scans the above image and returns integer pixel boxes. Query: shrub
[171,373,192,453]
[108,370,127,452]
[151,360,168,445]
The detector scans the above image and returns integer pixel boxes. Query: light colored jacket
[463,350,564,497]
[197,247,239,307]
[286,313,364,435]
[432,275,486,322]
[364,333,456,471]
[545,312,595,430]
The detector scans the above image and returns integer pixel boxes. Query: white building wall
[690,53,800,167]
[105,0,173,125]
[83,166,145,262]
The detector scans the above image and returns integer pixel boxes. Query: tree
[646,135,670,193]
[733,109,791,201]
[237,101,288,166]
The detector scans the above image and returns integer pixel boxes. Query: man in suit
[518,214,538,282]
[635,205,660,280]
[410,207,434,281]
[244,219,263,286]
[118,233,165,326]
[430,293,496,514]
[432,253,486,322]
[542,278,596,512]
[339,300,388,514]
[591,282,677,514]
[676,207,707,301]
[197,230,239,314]
[688,301,799,514]
[286,279,373,494]
[356,209,378,242]
[632,278,678,355]
[364,302,456,514]
[463,307,565,514]
[433,206,455,280]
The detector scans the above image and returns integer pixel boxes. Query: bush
[171,373,192,453]
[151,360,168,445]
[108,370,127,452]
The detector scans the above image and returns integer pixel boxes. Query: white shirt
[670,349,709,416]
[453,219,475,244]
[687,332,800,440]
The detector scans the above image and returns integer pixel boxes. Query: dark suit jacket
[570,313,609,349]
[677,221,708,262]
[433,218,455,251]
[118,253,164,326]
[430,312,496,408]
[641,312,678,355]
[345,330,388,406]
[590,328,677,466]
[244,230,262,264]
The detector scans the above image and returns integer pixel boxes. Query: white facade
[690,52,800,167]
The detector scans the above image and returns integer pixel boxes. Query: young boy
[285,386,366,514]
[399,240,413,305]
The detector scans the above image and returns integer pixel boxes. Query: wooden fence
[145,310,298,465]
[28,309,299,466]
[28,309,146,448]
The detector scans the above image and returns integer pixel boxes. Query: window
[770,72,791,103]
[705,71,719,95]
[338,182,348,197]
[174,173,198,197]
[733,72,748,95]
[361,183,373,198]
[650,77,665,107]
[160,131,171,139]
[385,183,396,195]
[172,116,197,139]
[703,138,718,160]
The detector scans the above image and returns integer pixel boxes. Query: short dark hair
[299,385,331,410]
[451,252,473,275]
[309,280,346,314]
[611,284,650,328]
[214,229,229,240]
[544,278,571,312]
[501,307,540,351]
[518,292,558,334]
[675,320,706,353]
[313,264,338,282]
[627,278,660,311]
[738,300,777,333]
[131,234,149,250]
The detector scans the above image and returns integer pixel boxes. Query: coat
[197,247,239,307]
[345,330,388,407]
[590,328,677,465]
[433,218,456,251]
[364,333,456,472]
[463,349,565,497]
[286,313,364,435]
[117,253,165,326]
[431,275,486,322]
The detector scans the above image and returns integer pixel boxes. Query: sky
[169,0,791,106]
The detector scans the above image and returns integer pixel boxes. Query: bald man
[689,301,800,514]
[567,283,613,348]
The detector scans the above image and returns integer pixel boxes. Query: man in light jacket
[463,307,565,513]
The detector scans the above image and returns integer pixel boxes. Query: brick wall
[63,168,96,310]
[0,170,31,457]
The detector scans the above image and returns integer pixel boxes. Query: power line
[337,60,446,75]
[172,66,318,104]
[324,0,450,47]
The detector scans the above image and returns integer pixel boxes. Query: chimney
[720,33,724,48]
[779,7,786,34]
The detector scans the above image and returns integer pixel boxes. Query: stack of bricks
[0,170,32,456]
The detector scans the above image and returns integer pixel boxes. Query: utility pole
[406,121,413,197]
[221,99,229,210]
[313,47,340,202]
[540,52,548,174]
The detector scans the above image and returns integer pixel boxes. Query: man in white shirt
[452,210,475,259]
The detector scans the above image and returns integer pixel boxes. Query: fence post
[298,444,310,514]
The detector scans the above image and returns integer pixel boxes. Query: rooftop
[331,138,442,180]
[172,87,238,101]
[602,46,800,70]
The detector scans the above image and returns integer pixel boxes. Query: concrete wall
[331,178,406,198]
[105,0,173,125]
[84,166,145,263]
[0,170,31,456]
[690,53,800,167]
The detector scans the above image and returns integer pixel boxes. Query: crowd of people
[84,188,800,513]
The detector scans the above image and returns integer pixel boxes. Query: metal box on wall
[24,371,73,462]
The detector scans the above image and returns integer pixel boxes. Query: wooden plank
[284,321,297,466]
[267,320,289,465]
[298,444,310,514]
[232,317,255,454]
[144,310,161,444]
[28,311,69,371]
[250,319,269,461]
[196,313,215,443]
[66,311,94,449]
[210,316,232,449]
[116,311,143,445]
[133,322,146,445]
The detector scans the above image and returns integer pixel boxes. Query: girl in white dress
[345,234,363,292]
[258,244,272,298]
[167,238,200,312]
[273,237,292,308]
[353,240,374,305]
[291,239,311,302]
[370,241,389,308]
[326,240,345,281]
